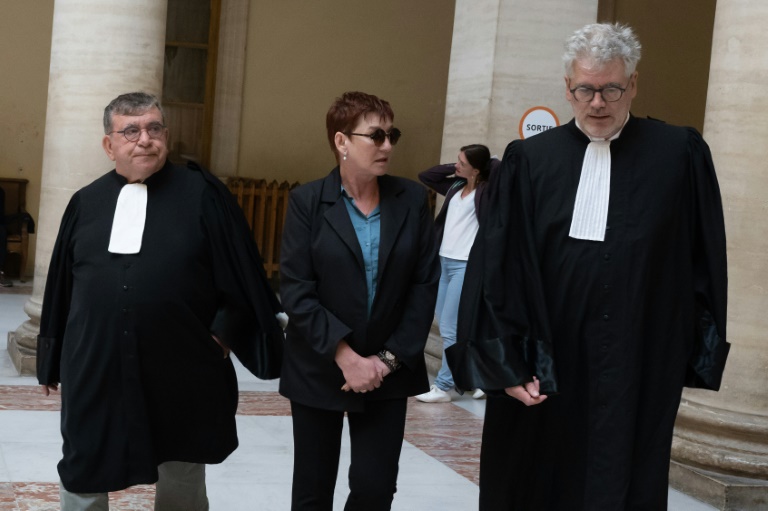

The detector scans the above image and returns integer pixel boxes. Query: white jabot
[568,115,629,242]
[108,183,148,254]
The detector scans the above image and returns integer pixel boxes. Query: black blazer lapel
[377,175,408,283]
[321,168,365,270]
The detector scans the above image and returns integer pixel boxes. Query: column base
[670,460,768,510]
[6,320,38,376]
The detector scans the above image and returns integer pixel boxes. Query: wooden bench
[0,177,32,281]
[225,177,299,283]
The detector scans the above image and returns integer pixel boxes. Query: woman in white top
[416,144,498,402]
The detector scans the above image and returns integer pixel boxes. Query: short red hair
[325,91,394,163]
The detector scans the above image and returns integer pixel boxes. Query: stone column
[7,0,168,374]
[427,0,598,374]
[440,0,598,161]
[210,0,249,177]
[670,0,768,509]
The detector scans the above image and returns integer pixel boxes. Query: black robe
[449,117,729,510]
[37,162,283,493]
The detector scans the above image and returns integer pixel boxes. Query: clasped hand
[336,341,390,393]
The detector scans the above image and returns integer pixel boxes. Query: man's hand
[336,341,384,393]
[504,376,548,406]
[41,383,59,396]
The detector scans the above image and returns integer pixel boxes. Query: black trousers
[290,398,408,511]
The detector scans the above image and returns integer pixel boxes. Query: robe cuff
[445,335,558,394]
[211,304,284,380]
[36,335,61,385]
[685,311,730,391]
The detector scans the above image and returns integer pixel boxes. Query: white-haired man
[450,23,729,510]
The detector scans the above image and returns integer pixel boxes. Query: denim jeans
[433,256,467,391]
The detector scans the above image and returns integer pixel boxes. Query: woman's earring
[343,152,348,161]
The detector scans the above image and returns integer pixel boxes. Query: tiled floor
[1,283,714,510]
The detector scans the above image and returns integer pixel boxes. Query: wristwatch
[377,349,401,372]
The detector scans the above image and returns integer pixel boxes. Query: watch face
[385,351,395,360]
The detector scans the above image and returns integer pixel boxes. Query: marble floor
[0,283,715,510]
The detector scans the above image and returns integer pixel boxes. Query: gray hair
[563,23,642,78]
[103,92,165,133]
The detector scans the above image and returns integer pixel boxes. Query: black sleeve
[196,166,285,380]
[278,189,354,363]
[449,141,558,395]
[37,195,79,385]
[684,128,729,390]
[418,163,462,196]
[380,185,440,369]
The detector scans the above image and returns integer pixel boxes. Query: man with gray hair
[37,92,284,510]
[450,23,729,509]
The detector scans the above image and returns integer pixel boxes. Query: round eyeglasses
[569,81,630,103]
[109,123,167,142]
[345,128,402,146]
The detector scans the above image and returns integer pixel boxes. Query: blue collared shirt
[341,187,381,316]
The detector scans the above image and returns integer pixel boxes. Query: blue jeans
[433,256,467,391]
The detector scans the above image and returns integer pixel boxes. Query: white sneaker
[416,385,451,403]
[472,389,486,400]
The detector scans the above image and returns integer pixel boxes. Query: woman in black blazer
[279,91,440,511]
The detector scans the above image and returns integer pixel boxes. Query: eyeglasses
[569,81,630,102]
[109,123,166,142]
[345,128,402,146]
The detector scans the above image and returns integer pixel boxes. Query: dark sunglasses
[345,127,402,146]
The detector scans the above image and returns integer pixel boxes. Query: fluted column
[439,0,597,161]
[7,0,168,374]
[670,0,768,508]
[210,0,249,177]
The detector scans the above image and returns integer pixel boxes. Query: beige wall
[238,1,456,183]
[0,0,54,277]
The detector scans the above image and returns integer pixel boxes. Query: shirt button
[123,330,129,335]
[606,225,612,231]
[123,285,129,291]
[603,314,610,321]
[601,344,608,352]
[603,253,611,261]
[603,284,610,290]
